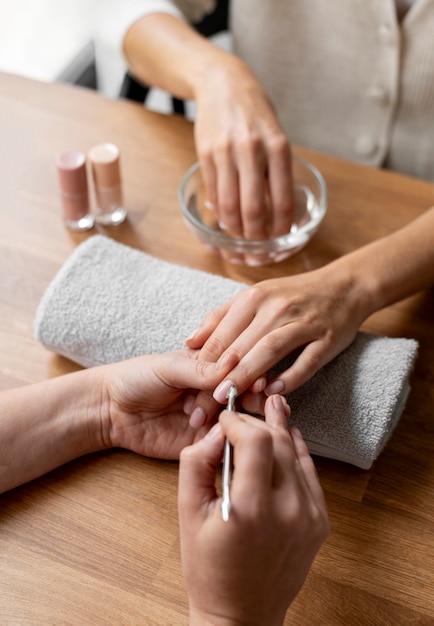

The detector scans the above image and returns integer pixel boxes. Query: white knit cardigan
[110,0,434,181]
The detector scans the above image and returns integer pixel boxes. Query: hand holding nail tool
[221,383,237,522]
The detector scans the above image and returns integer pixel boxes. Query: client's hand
[179,395,329,626]
[101,350,223,459]
[185,264,371,426]
[0,349,223,493]
[194,57,294,266]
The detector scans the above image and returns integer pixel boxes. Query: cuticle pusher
[221,383,237,522]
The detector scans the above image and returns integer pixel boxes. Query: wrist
[54,368,108,456]
[0,368,107,493]
[192,52,254,103]
[315,254,380,322]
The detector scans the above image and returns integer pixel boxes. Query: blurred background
[0,0,230,119]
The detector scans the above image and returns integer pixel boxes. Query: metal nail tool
[221,383,237,522]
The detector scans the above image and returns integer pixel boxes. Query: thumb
[178,423,225,522]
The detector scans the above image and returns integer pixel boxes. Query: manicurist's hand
[179,395,329,626]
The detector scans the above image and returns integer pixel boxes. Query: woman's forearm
[328,206,434,317]
[0,369,105,494]
[123,13,250,102]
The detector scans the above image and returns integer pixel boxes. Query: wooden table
[1,71,434,625]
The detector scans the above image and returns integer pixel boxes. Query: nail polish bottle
[56,151,94,231]
[88,143,127,226]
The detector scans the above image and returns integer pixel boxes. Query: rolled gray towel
[34,235,418,469]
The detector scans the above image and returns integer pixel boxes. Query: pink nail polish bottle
[56,151,94,231]
[88,143,127,226]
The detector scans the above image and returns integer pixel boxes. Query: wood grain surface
[0,72,433,625]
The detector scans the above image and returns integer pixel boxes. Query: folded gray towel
[34,235,418,469]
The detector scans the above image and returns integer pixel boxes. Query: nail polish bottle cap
[88,143,121,188]
[56,151,89,218]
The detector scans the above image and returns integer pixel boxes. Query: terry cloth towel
[34,235,418,469]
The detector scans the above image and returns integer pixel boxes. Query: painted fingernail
[290,425,303,441]
[246,257,267,267]
[189,406,207,429]
[272,394,287,413]
[213,379,236,403]
[275,251,293,263]
[185,327,201,343]
[251,376,267,393]
[203,243,219,255]
[183,394,195,415]
[265,379,285,395]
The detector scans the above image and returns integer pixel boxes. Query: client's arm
[0,350,222,493]
[123,11,294,244]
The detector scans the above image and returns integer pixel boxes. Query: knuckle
[260,331,284,354]
[285,295,304,317]
[240,284,266,308]
[202,334,227,359]
[195,360,212,379]
[301,350,323,373]
[219,198,241,220]
[244,198,264,222]
[197,143,213,163]
[237,133,262,157]
[245,426,274,453]
[214,137,233,159]
[272,295,292,317]
[267,132,290,159]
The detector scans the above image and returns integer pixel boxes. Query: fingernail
[291,425,302,439]
[183,394,195,415]
[275,251,293,263]
[203,243,219,255]
[290,425,302,441]
[246,257,267,267]
[189,406,207,429]
[205,422,222,440]
[272,394,286,413]
[185,327,201,343]
[213,379,236,403]
[265,379,285,395]
[251,376,267,393]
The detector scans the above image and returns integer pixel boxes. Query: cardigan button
[367,83,390,106]
[378,23,397,45]
[354,135,378,157]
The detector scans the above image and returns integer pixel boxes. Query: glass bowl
[178,155,327,265]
